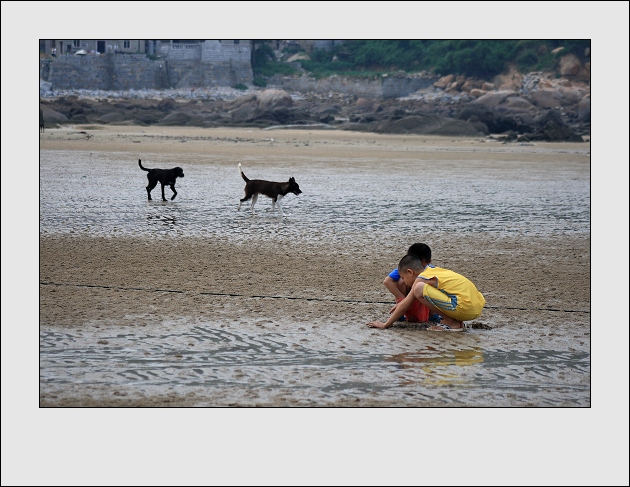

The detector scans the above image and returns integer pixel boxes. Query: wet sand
[38,125,591,407]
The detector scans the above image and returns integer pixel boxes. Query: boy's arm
[383,275,405,300]
[367,290,415,329]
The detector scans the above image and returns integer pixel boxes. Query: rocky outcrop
[225,89,306,125]
[38,68,589,141]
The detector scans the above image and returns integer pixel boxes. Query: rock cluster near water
[40,68,590,141]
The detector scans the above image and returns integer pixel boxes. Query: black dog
[138,159,184,201]
[237,163,301,217]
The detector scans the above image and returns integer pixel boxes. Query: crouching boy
[368,252,485,332]
[382,242,434,323]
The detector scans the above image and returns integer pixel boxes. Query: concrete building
[40,40,254,90]
[40,39,145,56]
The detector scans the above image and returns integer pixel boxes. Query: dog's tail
[238,163,249,182]
[138,159,149,171]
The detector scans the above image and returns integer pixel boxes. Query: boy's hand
[366,321,389,329]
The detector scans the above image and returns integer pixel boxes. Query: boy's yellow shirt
[418,266,486,312]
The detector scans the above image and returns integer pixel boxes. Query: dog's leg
[276,195,286,217]
[160,183,167,202]
[250,193,258,215]
[239,192,252,211]
[170,184,177,200]
[271,197,277,212]
[146,178,157,200]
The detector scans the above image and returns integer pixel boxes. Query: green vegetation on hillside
[252,40,591,80]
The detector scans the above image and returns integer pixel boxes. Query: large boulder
[40,105,69,124]
[529,90,563,109]
[255,106,315,125]
[534,109,566,128]
[433,75,454,89]
[539,121,583,142]
[311,104,342,116]
[229,103,258,123]
[469,89,487,98]
[577,95,590,123]
[559,54,582,77]
[257,89,293,109]
[458,96,538,134]
[523,109,582,141]
[499,96,535,110]
[558,85,589,105]
[228,94,257,110]
[156,99,177,112]
[228,90,293,123]
[466,116,489,135]
[456,105,495,127]
[493,67,524,91]
[493,97,537,133]
[471,91,517,109]
[354,98,376,113]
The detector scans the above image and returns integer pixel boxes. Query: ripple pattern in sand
[40,322,590,406]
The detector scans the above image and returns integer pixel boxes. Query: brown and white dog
[237,163,302,217]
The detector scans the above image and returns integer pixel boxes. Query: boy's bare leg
[416,297,464,329]
[429,315,464,330]
[383,276,408,301]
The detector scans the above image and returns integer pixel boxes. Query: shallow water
[39,150,590,240]
[39,318,589,407]
[39,143,591,406]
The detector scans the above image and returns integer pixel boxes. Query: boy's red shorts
[397,297,430,322]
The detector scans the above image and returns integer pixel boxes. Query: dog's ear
[289,177,295,182]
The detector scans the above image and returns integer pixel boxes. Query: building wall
[41,40,145,55]
[40,40,437,95]
[48,53,167,90]
[45,40,254,90]
[168,43,202,61]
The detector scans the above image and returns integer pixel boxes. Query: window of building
[234,40,240,45]
[73,40,80,47]
[124,40,130,49]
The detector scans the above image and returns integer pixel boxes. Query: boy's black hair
[407,243,431,262]
[398,254,425,273]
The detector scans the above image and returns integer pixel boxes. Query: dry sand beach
[38,124,591,407]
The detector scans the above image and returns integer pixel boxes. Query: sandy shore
[37,125,591,407]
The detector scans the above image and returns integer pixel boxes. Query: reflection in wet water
[146,208,179,228]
